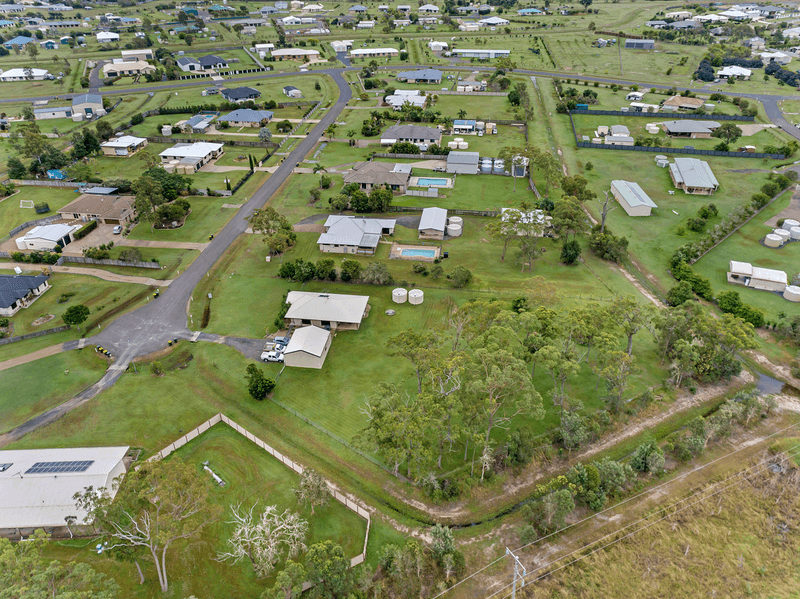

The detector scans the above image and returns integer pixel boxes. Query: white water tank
[784,285,800,302]
[161,125,173,136]
[447,223,462,237]
[458,141,468,149]
[454,137,464,142]
[775,228,791,243]
[480,160,492,173]
[447,141,458,149]
[408,289,424,305]
[654,155,667,162]
[392,287,408,304]
[448,216,463,227]
[656,159,669,168]
[790,226,800,240]
[765,233,783,247]
[783,218,799,229]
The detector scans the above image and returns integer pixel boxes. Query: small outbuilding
[15,223,80,251]
[283,325,332,369]
[727,260,788,292]
[418,207,447,240]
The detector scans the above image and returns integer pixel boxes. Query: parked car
[113,225,123,234]
[274,336,291,345]
[261,350,284,363]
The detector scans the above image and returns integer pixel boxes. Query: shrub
[686,217,706,232]
[666,281,694,306]
[320,174,332,189]
[630,441,664,473]
[588,226,628,263]
[449,265,473,288]
[560,239,581,265]
[73,220,98,240]
[131,113,144,126]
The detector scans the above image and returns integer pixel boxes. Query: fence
[5,215,63,240]
[389,205,499,217]
[595,30,644,39]
[569,109,755,122]
[434,90,507,96]
[373,152,444,159]
[404,188,438,197]
[10,179,85,188]
[149,413,371,569]
[574,141,785,159]
[145,135,277,149]
[59,255,162,269]
[0,325,70,346]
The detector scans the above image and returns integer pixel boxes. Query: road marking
[191,331,201,342]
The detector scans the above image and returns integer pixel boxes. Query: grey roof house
[219,109,274,126]
[380,124,441,145]
[284,291,370,331]
[669,158,719,195]
[343,162,410,192]
[396,68,443,83]
[199,54,227,69]
[662,120,720,138]
[221,86,261,102]
[176,56,200,71]
[0,275,50,317]
[317,215,396,255]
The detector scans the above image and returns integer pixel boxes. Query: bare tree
[594,189,616,234]
[217,504,308,578]
[294,468,330,515]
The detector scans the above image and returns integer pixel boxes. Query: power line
[431,418,800,599]
[486,441,800,599]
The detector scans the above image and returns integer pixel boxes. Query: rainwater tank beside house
[408,289,424,305]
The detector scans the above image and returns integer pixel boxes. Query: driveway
[61,223,120,256]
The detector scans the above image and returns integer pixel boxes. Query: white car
[113,225,123,234]
[261,351,284,363]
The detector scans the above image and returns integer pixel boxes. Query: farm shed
[283,325,332,369]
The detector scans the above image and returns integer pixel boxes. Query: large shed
[283,325,332,369]
[446,151,479,174]
[418,207,448,239]
[727,261,787,292]
[610,180,658,216]
[0,446,128,533]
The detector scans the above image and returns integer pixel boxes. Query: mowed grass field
[0,350,108,434]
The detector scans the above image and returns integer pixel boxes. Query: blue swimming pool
[417,177,449,187]
[402,248,437,258]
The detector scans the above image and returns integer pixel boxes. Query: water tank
[656,159,669,168]
[454,137,464,142]
[408,289,424,305]
[447,223,462,237]
[448,216,463,226]
[775,228,791,243]
[480,161,492,173]
[493,159,504,174]
[784,285,800,302]
[161,125,173,136]
[783,218,800,229]
[476,121,485,130]
[392,287,407,304]
[654,155,667,162]
[447,141,458,149]
[458,141,469,149]
[764,233,783,247]
[790,226,800,240]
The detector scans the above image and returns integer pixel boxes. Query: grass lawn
[439,125,527,156]
[693,190,799,320]
[79,246,201,280]
[398,172,535,212]
[0,350,108,434]
[0,187,79,235]
[434,94,519,121]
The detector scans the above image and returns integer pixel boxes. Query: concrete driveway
[61,223,121,256]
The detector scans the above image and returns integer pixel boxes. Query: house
[665,10,691,20]
[349,47,399,58]
[100,135,148,156]
[760,51,791,65]
[419,3,439,13]
[604,135,634,146]
[662,95,705,111]
[58,193,136,224]
[343,162,410,192]
[40,39,57,49]
[260,5,280,15]
[518,7,543,15]
[380,124,441,146]
[452,119,476,134]
[199,55,227,70]
[669,158,719,195]
[15,223,80,251]
[290,0,305,8]
[610,180,657,217]
[744,36,766,49]
[718,8,750,20]
[271,47,320,60]
[626,91,645,101]
[304,3,324,11]
[221,86,261,102]
[396,68,442,84]
[102,60,156,77]
[625,39,654,49]
[317,215,396,255]
[348,4,368,12]
[385,92,427,110]
[0,68,50,82]
[397,4,411,11]
[283,291,370,331]
[662,120,720,138]
[0,446,128,531]
[96,31,119,43]
[459,22,480,31]
[728,260,788,292]
[3,36,35,48]
[479,16,509,26]
[645,20,668,28]
[0,4,23,12]
[254,43,276,53]
[668,20,701,30]
[394,19,412,26]
[283,326,332,369]
[783,28,800,40]
[446,150,479,174]
[121,49,154,61]
[283,85,302,98]
[717,65,752,80]
[279,15,302,25]
[418,207,448,240]
[72,93,104,117]
[159,142,224,173]
[428,41,448,52]
[354,19,374,28]
[176,56,200,72]
[452,48,510,59]
[34,105,72,120]
[219,109,274,127]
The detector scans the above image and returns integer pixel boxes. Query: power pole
[506,547,527,599]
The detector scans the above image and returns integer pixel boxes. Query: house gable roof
[419,207,447,231]
[285,291,369,324]
[283,325,330,357]
[0,275,48,309]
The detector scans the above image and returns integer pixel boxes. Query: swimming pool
[402,248,437,258]
[416,178,449,187]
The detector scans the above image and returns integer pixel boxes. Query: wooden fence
[149,414,371,570]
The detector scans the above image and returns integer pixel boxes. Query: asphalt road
[89,71,353,365]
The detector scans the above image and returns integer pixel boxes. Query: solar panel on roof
[25,460,94,474]
[0,463,12,472]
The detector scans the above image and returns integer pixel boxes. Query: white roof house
[317,215,395,255]
[15,223,80,251]
[349,47,399,57]
[610,180,657,217]
[284,291,370,330]
[0,446,129,530]
[479,16,509,26]
[96,31,119,42]
[159,142,224,160]
[717,65,752,79]
[760,51,791,65]
[283,325,332,369]
[101,135,147,156]
[0,68,50,81]
[728,260,788,292]
[385,93,427,110]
